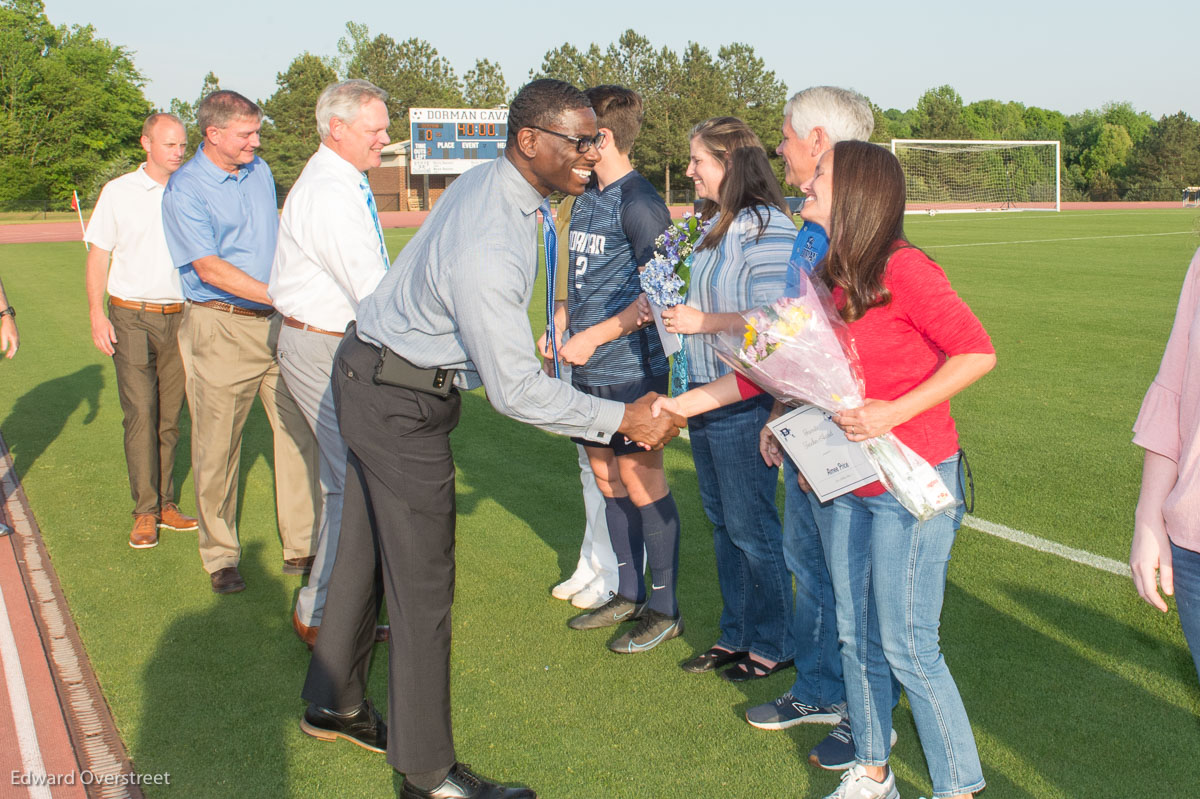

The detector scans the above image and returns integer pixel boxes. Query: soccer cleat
[746,692,843,730]
[567,595,644,630]
[608,608,683,653]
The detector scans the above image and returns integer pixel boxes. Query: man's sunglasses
[529,126,606,154]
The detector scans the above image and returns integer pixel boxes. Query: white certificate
[768,405,879,502]
[649,302,682,357]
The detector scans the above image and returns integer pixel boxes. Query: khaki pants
[177,304,320,573]
[109,302,186,516]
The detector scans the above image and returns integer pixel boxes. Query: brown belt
[192,299,275,318]
[110,297,184,314]
[283,316,344,338]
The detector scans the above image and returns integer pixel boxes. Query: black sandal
[680,647,748,674]
[720,657,795,682]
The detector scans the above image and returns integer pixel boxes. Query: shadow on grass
[451,390,595,583]
[935,580,1200,797]
[450,390,722,654]
[135,542,299,796]
[1,364,102,478]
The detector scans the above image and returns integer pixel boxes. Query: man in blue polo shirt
[162,90,319,595]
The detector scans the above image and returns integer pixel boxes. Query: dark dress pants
[301,332,462,774]
[109,302,186,516]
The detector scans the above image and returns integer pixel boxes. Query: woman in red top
[654,141,994,799]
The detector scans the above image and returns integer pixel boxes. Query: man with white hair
[746,86,899,771]
[269,79,393,649]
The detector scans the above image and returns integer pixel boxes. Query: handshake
[618,391,687,450]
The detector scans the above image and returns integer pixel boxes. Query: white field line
[925,230,1193,249]
[962,515,1128,576]
[673,428,1129,577]
[911,209,1196,225]
[0,578,53,799]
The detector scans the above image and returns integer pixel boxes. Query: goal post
[891,139,1060,214]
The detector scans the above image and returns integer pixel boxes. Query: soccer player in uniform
[558,85,683,652]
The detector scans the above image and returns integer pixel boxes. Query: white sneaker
[551,568,596,600]
[822,764,899,799]
[570,578,616,609]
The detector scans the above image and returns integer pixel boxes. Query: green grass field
[1,209,1198,798]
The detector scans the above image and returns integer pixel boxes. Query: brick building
[368,141,455,212]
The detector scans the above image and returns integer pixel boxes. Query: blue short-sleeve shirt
[785,222,829,297]
[161,144,278,310]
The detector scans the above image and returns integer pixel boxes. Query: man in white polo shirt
[269,80,392,649]
[85,112,198,549]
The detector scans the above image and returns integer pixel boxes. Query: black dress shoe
[720,657,795,683]
[399,762,536,799]
[300,700,386,753]
[210,566,245,594]
[680,646,748,674]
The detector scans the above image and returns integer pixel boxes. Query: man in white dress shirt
[269,80,393,648]
[85,113,199,549]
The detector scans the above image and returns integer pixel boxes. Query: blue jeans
[1170,539,1200,683]
[689,392,794,662]
[782,459,843,707]
[823,455,985,798]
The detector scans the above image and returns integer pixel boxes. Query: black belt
[365,339,455,398]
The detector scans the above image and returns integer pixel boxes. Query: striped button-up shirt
[683,205,796,383]
[355,154,624,442]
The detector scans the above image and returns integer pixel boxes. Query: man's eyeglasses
[529,126,606,153]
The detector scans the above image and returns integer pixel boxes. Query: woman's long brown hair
[689,116,788,250]
[819,140,910,323]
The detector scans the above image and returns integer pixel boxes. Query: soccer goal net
[1183,187,1200,208]
[891,139,1060,214]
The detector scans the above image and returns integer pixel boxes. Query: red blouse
[739,245,993,496]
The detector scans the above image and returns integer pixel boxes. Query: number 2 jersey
[567,170,671,387]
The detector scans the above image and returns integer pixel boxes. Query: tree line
[2,1,1198,210]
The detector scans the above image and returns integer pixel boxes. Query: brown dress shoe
[128,514,159,549]
[158,503,198,531]
[210,566,246,594]
[293,609,390,650]
[293,610,318,648]
[283,555,315,575]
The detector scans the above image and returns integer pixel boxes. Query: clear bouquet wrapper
[713,276,955,521]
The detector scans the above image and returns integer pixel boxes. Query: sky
[41,0,1199,121]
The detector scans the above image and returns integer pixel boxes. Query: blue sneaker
[608,608,683,653]
[808,718,897,771]
[746,692,843,730]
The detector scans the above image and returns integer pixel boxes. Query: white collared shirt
[84,163,185,304]
[268,144,388,331]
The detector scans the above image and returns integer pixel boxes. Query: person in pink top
[1132,247,1200,682]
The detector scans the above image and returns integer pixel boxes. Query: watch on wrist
[0,306,14,320]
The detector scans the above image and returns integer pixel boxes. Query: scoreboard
[409,108,508,175]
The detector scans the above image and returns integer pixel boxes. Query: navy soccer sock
[641,492,681,617]
[604,495,645,603]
